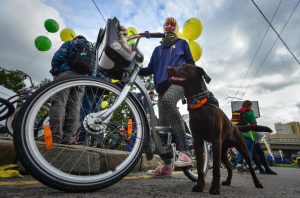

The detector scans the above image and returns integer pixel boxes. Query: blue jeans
[236,137,254,164]
[78,87,102,144]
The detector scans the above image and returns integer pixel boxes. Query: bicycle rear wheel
[13,76,148,192]
[0,97,15,121]
[183,139,209,182]
[182,118,209,182]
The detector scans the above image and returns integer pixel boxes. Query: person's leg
[63,85,85,143]
[158,85,191,167]
[254,142,277,175]
[49,87,70,143]
[78,87,94,144]
[253,143,265,174]
[49,71,74,143]
[236,137,254,172]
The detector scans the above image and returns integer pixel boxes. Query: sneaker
[174,152,192,168]
[258,167,266,174]
[146,164,173,176]
[265,168,277,175]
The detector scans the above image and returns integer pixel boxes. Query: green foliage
[34,78,51,89]
[0,68,26,92]
[141,76,155,91]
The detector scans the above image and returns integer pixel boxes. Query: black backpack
[68,39,96,74]
[231,110,247,126]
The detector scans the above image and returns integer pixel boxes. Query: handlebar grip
[149,32,165,38]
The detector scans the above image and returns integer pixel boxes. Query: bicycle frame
[90,34,171,157]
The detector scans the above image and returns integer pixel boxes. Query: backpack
[67,40,96,74]
[231,110,247,126]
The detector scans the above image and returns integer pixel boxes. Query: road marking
[0,172,184,186]
[0,180,40,186]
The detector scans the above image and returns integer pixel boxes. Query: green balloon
[34,36,52,51]
[44,19,59,33]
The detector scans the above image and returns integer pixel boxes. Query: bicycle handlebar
[139,31,165,38]
[128,31,165,41]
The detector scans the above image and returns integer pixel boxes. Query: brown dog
[167,64,264,195]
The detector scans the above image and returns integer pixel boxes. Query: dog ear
[203,72,211,84]
[196,66,211,84]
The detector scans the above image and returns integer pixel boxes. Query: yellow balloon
[60,28,76,42]
[188,41,202,62]
[111,79,119,83]
[177,32,186,40]
[127,26,138,37]
[101,101,108,109]
[183,17,203,41]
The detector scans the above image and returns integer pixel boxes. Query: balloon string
[53,41,63,47]
[24,50,39,68]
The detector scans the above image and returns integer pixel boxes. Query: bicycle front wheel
[13,76,147,192]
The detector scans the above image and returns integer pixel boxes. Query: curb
[0,139,162,173]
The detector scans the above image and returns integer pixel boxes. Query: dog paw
[192,184,204,192]
[255,182,263,189]
[209,187,220,195]
[221,181,231,186]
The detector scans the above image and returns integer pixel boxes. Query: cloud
[0,0,66,82]
[1,0,300,131]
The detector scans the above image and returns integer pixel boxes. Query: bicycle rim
[14,77,147,192]
[183,140,209,182]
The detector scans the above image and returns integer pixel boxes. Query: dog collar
[188,97,208,109]
[186,90,210,103]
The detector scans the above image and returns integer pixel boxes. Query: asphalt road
[0,167,299,198]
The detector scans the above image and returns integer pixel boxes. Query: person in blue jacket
[49,35,93,144]
[139,17,195,175]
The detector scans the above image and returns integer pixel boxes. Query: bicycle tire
[13,76,148,192]
[0,97,15,121]
[182,119,209,182]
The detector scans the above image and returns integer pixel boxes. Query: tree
[141,76,155,91]
[0,67,25,92]
[34,78,51,89]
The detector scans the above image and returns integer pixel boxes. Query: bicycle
[0,69,34,137]
[0,69,49,138]
[0,97,15,122]
[13,18,209,192]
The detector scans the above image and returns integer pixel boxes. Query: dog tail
[238,125,272,133]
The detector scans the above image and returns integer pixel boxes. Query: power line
[251,0,300,65]
[241,0,300,98]
[230,0,283,103]
[92,0,106,23]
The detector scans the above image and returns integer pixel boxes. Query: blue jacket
[139,39,194,95]
[50,39,97,76]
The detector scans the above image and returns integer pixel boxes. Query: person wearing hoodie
[235,100,257,172]
[139,17,195,176]
[49,35,93,144]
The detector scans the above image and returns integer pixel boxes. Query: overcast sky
[1,0,300,131]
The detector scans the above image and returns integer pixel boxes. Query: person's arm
[247,110,257,126]
[183,40,195,65]
[138,48,155,76]
[51,41,72,68]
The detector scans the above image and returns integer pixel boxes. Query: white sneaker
[174,152,192,168]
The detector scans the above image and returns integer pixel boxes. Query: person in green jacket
[236,100,256,172]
